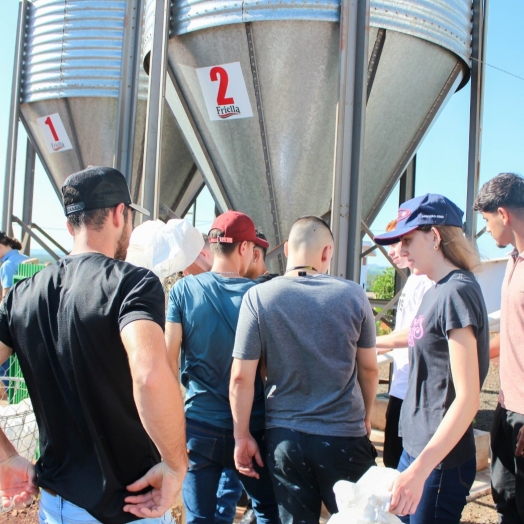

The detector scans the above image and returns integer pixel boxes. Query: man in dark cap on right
[0,166,187,523]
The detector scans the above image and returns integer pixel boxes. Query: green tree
[372,267,395,299]
[372,267,395,335]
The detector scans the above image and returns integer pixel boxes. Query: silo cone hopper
[19,0,202,216]
[144,0,471,267]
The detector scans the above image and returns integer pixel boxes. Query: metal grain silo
[143,0,472,267]
[19,0,202,217]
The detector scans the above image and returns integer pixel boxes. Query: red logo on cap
[398,209,411,221]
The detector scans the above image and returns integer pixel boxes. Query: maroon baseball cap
[209,211,269,249]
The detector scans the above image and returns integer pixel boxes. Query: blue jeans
[183,419,279,524]
[397,450,476,524]
[215,468,243,523]
[38,489,174,523]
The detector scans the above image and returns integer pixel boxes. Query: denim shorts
[38,489,175,524]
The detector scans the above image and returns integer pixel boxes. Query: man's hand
[234,436,263,479]
[0,455,38,511]
[389,465,426,517]
[123,462,184,518]
[515,426,524,458]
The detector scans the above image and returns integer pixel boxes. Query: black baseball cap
[61,166,149,217]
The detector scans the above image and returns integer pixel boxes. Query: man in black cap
[0,167,187,523]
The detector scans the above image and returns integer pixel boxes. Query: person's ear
[321,244,333,262]
[498,207,510,225]
[239,240,248,255]
[252,248,260,263]
[431,227,442,248]
[112,203,126,228]
[284,241,289,258]
[66,220,74,236]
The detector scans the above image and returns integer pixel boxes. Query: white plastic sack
[0,398,38,460]
[328,466,402,524]
[126,219,204,280]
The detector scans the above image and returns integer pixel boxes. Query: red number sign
[44,116,60,142]
[210,66,235,105]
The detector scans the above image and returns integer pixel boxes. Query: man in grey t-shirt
[230,216,379,524]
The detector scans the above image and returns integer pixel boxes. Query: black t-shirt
[254,272,279,284]
[0,253,165,523]
[399,270,490,469]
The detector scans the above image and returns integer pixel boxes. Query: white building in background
[476,256,510,332]
[360,242,376,291]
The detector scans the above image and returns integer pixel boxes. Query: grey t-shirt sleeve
[233,289,262,360]
[357,289,377,349]
[439,281,481,337]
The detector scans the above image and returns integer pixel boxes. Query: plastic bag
[126,219,204,280]
[328,466,402,524]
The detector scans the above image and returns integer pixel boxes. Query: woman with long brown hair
[0,232,28,298]
[374,194,490,524]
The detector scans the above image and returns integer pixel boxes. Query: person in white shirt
[376,219,433,468]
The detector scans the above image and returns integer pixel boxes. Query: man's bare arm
[165,322,183,377]
[230,358,263,478]
[356,346,379,436]
[0,341,37,509]
[121,320,187,518]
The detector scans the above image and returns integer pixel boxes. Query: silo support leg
[330,0,370,282]
[465,0,488,239]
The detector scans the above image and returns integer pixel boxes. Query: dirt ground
[0,501,38,522]
[461,494,498,524]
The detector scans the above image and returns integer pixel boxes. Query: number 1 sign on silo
[196,62,253,121]
[36,113,73,153]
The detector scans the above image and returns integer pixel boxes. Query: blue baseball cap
[373,194,464,246]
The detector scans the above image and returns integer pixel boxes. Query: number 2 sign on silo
[196,62,253,122]
[36,113,73,153]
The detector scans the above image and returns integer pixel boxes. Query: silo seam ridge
[245,21,284,273]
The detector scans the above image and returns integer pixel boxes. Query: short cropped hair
[474,173,524,213]
[66,206,128,232]
[291,216,333,239]
[208,228,239,256]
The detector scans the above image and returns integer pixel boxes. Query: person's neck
[69,232,115,259]
[1,247,12,258]
[426,258,460,283]
[511,220,524,254]
[211,257,243,277]
[284,258,321,277]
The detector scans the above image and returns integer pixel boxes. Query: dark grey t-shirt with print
[233,274,376,437]
[400,270,489,469]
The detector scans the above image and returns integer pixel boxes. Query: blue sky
[0,0,523,262]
